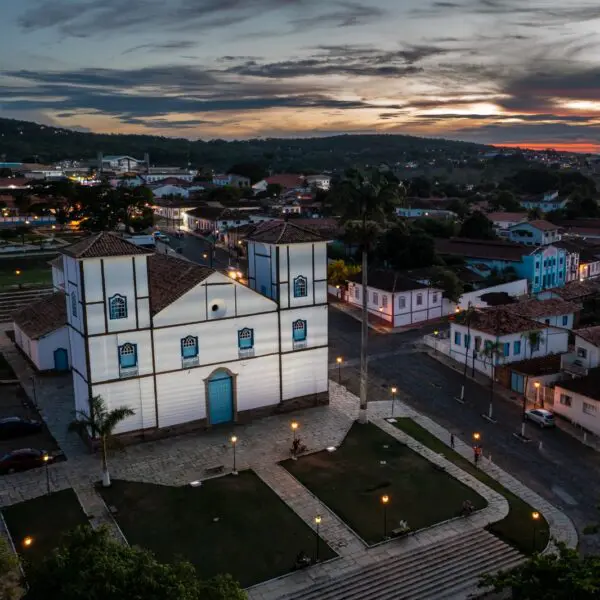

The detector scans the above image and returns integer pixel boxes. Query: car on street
[153,232,170,243]
[525,408,556,428]
[0,448,52,474]
[0,417,43,440]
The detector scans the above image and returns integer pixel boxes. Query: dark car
[0,417,42,440]
[0,449,51,474]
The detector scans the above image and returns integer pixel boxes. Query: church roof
[247,221,326,244]
[13,291,67,340]
[147,254,214,315]
[62,232,154,259]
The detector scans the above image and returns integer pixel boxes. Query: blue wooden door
[208,370,233,425]
[53,348,69,371]
[511,372,524,394]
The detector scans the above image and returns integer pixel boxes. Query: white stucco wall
[553,386,600,436]
[14,324,70,371]
[573,336,600,369]
[282,347,328,401]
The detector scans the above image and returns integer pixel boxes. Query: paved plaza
[0,328,578,599]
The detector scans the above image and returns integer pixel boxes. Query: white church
[13,222,330,436]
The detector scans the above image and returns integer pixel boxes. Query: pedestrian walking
[450,433,455,449]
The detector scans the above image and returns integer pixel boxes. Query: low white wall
[443,279,529,314]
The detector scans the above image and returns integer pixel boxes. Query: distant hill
[0,117,490,172]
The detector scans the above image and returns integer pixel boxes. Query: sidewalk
[424,344,600,452]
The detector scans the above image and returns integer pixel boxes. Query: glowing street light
[231,435,238,475]
[336,356,343,384]
[391,386,398,418]
[291,421,299,443]
[472,432,481,466]
[43,454,51,494]
[314,515,322,561]
[534,381,541,407]
[22,536,33,548]
[381,495,390,538]
[532,511,540,550]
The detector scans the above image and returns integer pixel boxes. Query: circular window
[212,304,219,312]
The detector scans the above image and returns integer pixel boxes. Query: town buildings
[519,191,567,212]
[506,220,561,246]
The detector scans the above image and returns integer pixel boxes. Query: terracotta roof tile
[575,325,600,347]
[435,238,529,262]
[466,307,548,336]
[486,212,528,223]
[506,298,581,319]
[148,254,214,316]
[556,367,600,401]
[525,219,561,231]
[551,280,600,301]
[247,221,326,244]
[347,269,431,293]
[13,292,67,339]
[62,232,154,259]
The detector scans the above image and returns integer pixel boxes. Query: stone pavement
[0,326,577,599]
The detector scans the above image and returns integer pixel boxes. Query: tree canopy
[27,526,246,600]
[480,542,600,599]
[459,212,497,240]
[428,267,464,303]
[376,224,438,271]
[0,536,24,600]
[327,259,361,287]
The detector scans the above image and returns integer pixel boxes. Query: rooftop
[247,221,326,244]
[347,269,431,293]
[147,254,214,316]
[550,280,600,301]
[507,354,562,376]
[435,238,528,262]
[574,325,600,347]
[263,174,305,189]
[506,297,581,319]
[521,220,561,232]
[466,307,548,336]
[62,232,154,259]
[556,367,600,402]
[12,292,67,339]
[486,212,528,223]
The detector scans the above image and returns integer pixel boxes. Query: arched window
[118,343,137,369]
[292,319,307,342]
[293,276,308,298]
[70,291,77,317]
[181,336,198,358]
[109,294,128,320]
[238,328,254,350]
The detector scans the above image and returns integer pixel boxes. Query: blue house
[435,238,568,294]
[507,220,562,246]
[519,191,567,212]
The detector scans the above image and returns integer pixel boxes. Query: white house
[486,212,528,232]
[561,325,600,376]
[50,256,65,291]
[37,224,329,437]
[12,292,70,371]
[505,297,581,330]
[152,185,190,199]
[143,172,195,184]
[507,220,562,246]
[101,155,146,173]
[448,307,569,377]
[553,369,600,436]
[347,270,443,327]
[212,174,251,188]
[305,174,331,191]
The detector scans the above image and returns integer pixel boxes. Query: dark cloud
[18,0,379,37]
[122,41,199,55]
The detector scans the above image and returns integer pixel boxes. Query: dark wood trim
[86,301,105,306]
[100,259,108,334]
[314,278,328,283]
[254,252,270,258]
[78,263,93,411]
[67,322,85,336]
[312,244,316,301]
[276,246,283,404]
[278,302,329,312]
[71,364,88,382]
[280,344,329,356]
[78,263,88,338]
[147,261,160,430]
[252,243,257,291]
[132,257,139,330]
[67,279,78,287]
[287,246,291,307]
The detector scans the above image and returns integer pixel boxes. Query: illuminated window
[181,336,198,358]
[293,276,308,298]
[293,320,307,342]
[118,343,137,369]
[109,294,127,320]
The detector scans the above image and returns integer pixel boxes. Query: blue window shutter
[464,335,470,348]
[503,343,510,357]
[454,332,461,345]
[562,315,568,326]
[514,341,521,354]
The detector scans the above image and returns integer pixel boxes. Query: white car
[525,409,555,428]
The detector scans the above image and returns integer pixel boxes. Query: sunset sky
[2,0,600,151]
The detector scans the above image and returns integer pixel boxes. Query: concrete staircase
[0,288,54,323]
[282,530,524,600]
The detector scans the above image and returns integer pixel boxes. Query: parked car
[525,409,556,428]
[0,449,51,474]
[0,417,42,440]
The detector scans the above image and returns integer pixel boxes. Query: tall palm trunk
[358,247,369,424]
[101,436,111,487]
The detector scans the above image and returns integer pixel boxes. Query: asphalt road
[166,232,242,271]
[329,307,600,553]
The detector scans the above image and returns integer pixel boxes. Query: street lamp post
[43,454,50,494]
[291,421,298,443]
[336,357,343,384]
[314,515,322,562]
[532,511,540,551]
[22,536,34,549]
[381,494,390,538]
[433,330,439,354]
[231,436,238,475]
[391,387,397,418]
[472,432,481,466]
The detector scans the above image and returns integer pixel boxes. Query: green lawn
[392,418,550,555]
[0,353,17,379]
[282,423,487,544]
[99,471,336,587]
[0,256,54,288]
[2,488,89,566]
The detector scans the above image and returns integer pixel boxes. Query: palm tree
[482,341,503,420]
[523,330,543,360]
[69,395,135,487]
[331,169,403,423]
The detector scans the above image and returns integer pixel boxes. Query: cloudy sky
[2,0,600,151]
